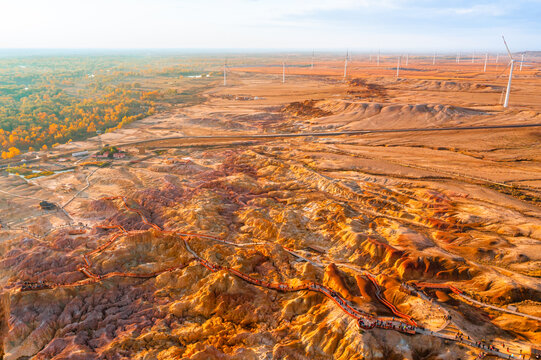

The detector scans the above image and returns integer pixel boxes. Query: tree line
[0,54,216,159]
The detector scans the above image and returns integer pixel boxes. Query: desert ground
[1,55,540,359]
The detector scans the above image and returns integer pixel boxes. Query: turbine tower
[405,53,409,66]
[223,60,227,86]
[502,36,515,108]
[396,56,400,80]
[311,49,314,70]
[483,53,488,72]
[282,61,285,84]
[520,54,524,71]
[433,51,436,65]
[377,50,380,66]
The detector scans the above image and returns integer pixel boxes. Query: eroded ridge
[18,196,416,332]
[10,192,535,359]
[2,149,540,359]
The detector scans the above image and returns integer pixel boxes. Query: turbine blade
[502,35,513,60]
[496,61,512,79]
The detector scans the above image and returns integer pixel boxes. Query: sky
[0,0,540,52]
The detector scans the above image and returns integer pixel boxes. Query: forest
[0,52,219,158]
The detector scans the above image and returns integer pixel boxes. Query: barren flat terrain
[1,56,540,359]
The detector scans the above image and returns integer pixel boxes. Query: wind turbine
[405,53,409,66]
[501,35,515,108]
[344,51,348,80]
[396,56,401,80]
[483,53,488,72]
[344,50,349,81]
[520,54,524,71]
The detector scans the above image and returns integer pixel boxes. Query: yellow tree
[1,147,21,159]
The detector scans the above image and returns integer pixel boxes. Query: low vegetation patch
[347,78,387,99]
[487,183,541,205]
[282,100,332,118]
[79,161,110,167]
[4,165,55,178]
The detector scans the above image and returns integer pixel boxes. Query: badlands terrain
[1,55,541,359]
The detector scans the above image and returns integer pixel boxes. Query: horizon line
[0,48,539,54]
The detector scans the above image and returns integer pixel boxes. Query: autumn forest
[0,52,218,159]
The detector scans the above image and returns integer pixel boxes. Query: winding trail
[12,196,538,359]
[62,167,99,209]
[415,282,541,322]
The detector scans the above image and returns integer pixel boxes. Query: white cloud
[448,4,507,16]
[0,0,537,50]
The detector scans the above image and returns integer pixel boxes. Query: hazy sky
[1,0,540,51]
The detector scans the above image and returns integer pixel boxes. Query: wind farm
[0,45,540,360]
[0,1,540,358]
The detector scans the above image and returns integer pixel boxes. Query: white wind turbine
[501,36,515,108]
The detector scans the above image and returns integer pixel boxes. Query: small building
[507,304,518,312]
[39,201,56,210]
[72,151,89,158]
